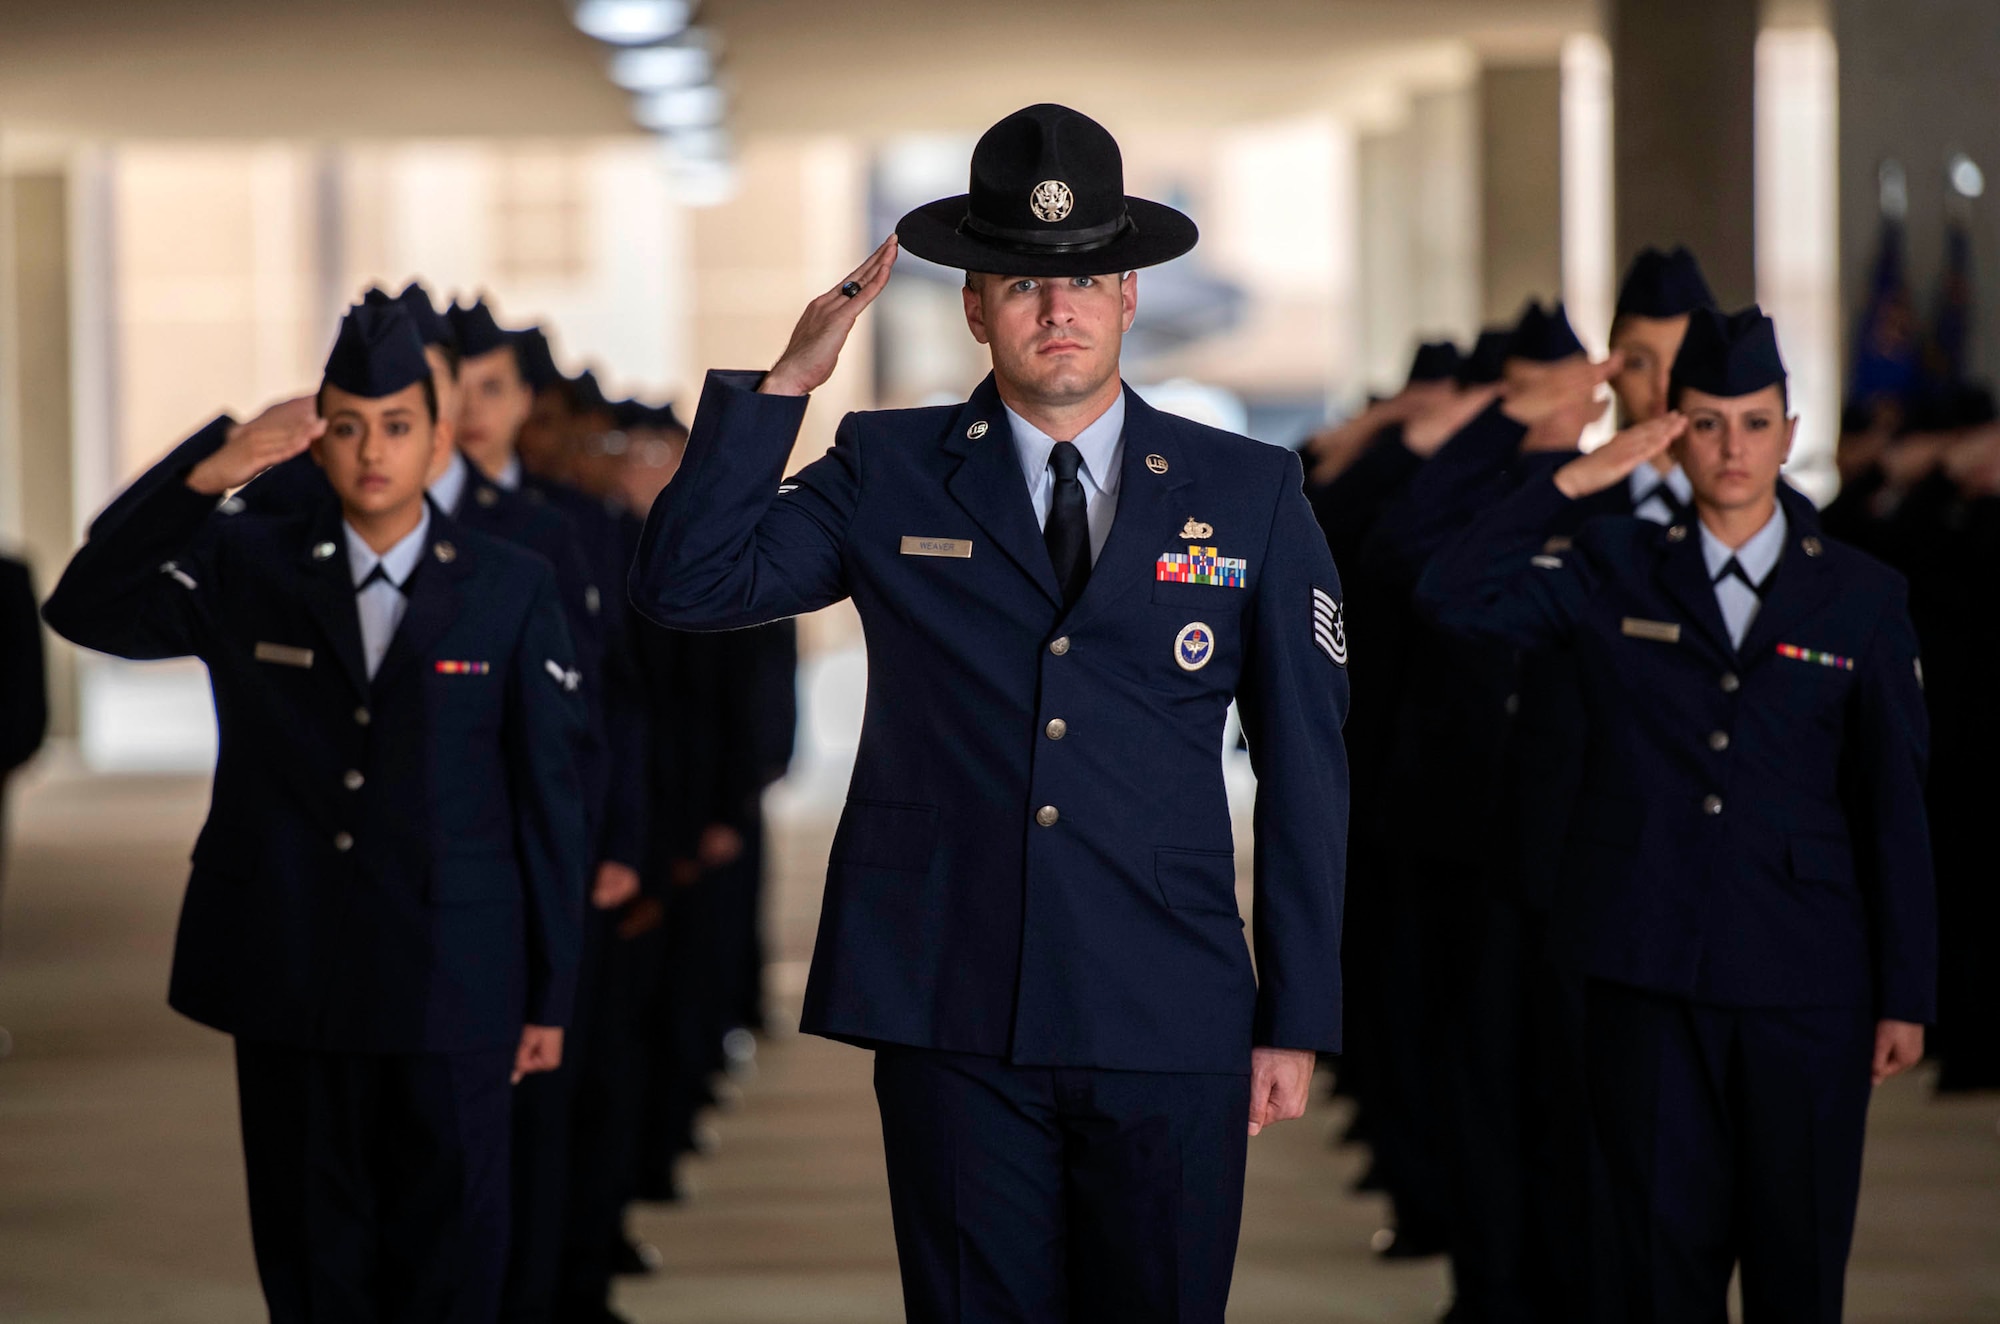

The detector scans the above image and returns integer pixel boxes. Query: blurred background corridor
[3,1,2000,1320]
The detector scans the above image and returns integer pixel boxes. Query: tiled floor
[1,768,1996,1321]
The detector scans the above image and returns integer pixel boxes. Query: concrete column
[1608,0,1758,308]
[1407,87,1481,346]
[1479,63,1565,324]
[3,170,79,737]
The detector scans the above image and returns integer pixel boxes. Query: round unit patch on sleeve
[1311,586,1347,666]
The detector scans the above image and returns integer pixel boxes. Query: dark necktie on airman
[1045,440,1090,608]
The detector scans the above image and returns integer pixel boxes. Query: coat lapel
[1062,387,1191,633]
[297,501,370,698]
[1652,520,1739,664]
[372,510,469,695]
[942,375,1063,608]
[1737,485,1838,669]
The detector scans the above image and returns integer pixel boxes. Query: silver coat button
[1701,795,1723,816]
[333,831,355,852]
[1049,636,1071,656]
[343,769,365,791]
[1035,805,1060,827]
[354,706,371,726]
[1045,719,1067,740]
[1719,672,1741,694]
[1504,693,1520,716]
[1708,730,1730,752]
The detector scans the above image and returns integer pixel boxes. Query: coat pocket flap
[1154,847,1241,917]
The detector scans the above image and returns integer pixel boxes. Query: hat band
[958,208,1132,255]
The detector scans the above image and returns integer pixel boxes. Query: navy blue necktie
[1044,441,1091,609]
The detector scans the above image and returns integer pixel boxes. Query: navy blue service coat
[1417,477,1936,1022]
[630,371,1349,1073]
[43,418,590,1053]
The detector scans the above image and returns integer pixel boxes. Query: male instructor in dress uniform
[630,103,1348,1320]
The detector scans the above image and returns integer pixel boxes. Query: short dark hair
[315,373,441,424]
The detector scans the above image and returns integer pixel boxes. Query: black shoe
[610,1235,662,1277]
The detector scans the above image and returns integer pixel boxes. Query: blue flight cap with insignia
[513,327,560,392]
[1509,300,1586,363]
[1457,329,1514,386]
[1669,305,1787,402]
[447,299,513,359]
[362,282,454,351]
[1616,246,1716,319]
[323,298,432,398]
[1407,341,1462,385]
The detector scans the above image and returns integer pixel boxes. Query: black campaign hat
[1669,305,1787,400]
[447,299,513,359]
[1509,301,1585,362]
[896,104,1198,277]
[362,282,454,351]
[1616,246,1716,319]
[1407,341,1462,385]
[1457,329,1514,386]
[323,299,432,399]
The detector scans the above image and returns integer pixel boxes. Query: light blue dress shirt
[1005,392,1126,565]
[344,505,432,680]
[1629,463,1693,526]
[429,448,471,517]
[1699,502,1788,651]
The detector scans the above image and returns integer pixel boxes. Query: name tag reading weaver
[900,536,974,559]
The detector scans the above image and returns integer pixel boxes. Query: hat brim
[895,194,1198,277]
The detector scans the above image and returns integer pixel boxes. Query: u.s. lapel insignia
[433,540,457,564]
[1145,454,1169,475]
[1179,518,1213,539]
[966,420,989,441]
[312,541,337,561]
[1174,622,1216,672]
[475,486,499,508]
[1311,587,1347,666]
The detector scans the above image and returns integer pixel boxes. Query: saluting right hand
[185,395,325,496]
[759,235,899,398]
[1552,413,1687,500]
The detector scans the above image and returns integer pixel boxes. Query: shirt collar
[344,503,432,590]
[1699,499,1788,582]
[492,455,523,492]
[1630,462,1692,506]
[428,449,471,517]
[1004,389,1127,496]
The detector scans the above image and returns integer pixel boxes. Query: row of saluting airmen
[1306,245,1946,1323]
[20,167,1960,1324]
[40,285,794,1324]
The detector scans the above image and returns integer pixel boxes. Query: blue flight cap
[1669,305,1787,401]
[1406,341,1463,386]
[362,282,454,351]
[447,299,513,359]
[322,299,432,399]
[1615,246,1716,319]
[513,327,560,392]
[1509,300,1586,363]
[1457,329,1514,386]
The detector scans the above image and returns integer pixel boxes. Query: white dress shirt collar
[1005,391,1127,502]
[1699,500,1788,650]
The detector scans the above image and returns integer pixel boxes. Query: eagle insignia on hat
[1030,180,1074,223]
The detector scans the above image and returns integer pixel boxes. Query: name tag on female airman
[253,641,314,669]
[1620,618,1681,644]
[900,536,973,559]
